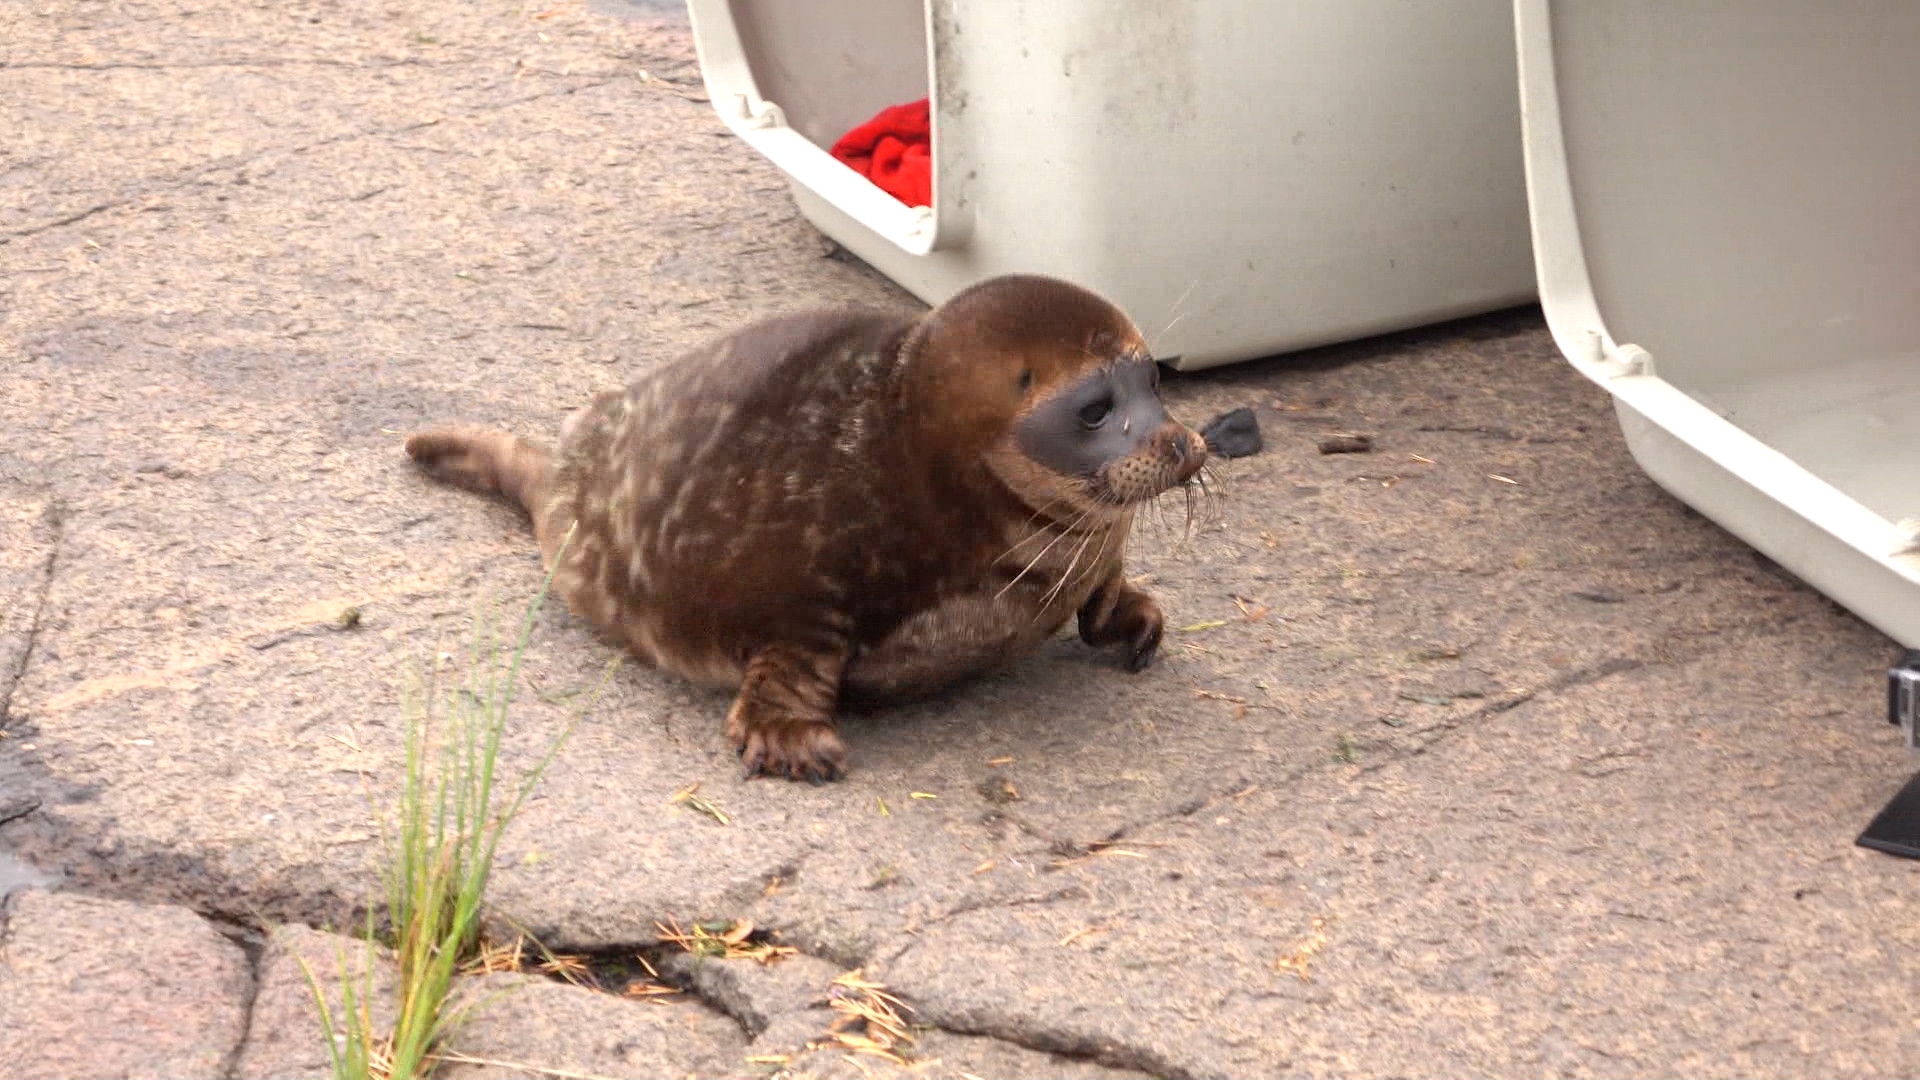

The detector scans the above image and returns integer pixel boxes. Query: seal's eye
[1078,397,1113,429]
[1018,369,1033,392]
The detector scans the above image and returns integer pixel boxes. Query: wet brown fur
[405,274,1206,782]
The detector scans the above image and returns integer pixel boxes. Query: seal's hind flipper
[404,427,552,520]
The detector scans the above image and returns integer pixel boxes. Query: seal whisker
[1002,493,1081,557]
[1148,490,1173,538]
[996,502,1097,600]
[1141,493,1181,549]
[1072,523,1117,603]
[1154,312,1191,353]
[1040,522,1102,612]
[1148,278,1201,355]
[1121,484,1182,541]
[1194,461,1229,532]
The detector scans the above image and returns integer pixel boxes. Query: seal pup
[405,274,1208,782]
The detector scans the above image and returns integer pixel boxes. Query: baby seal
[405,274,1208,782]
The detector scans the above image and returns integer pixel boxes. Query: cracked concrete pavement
[4,0,1920,1076]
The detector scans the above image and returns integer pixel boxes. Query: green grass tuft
[300,528,608,1080]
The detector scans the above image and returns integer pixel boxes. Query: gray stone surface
[0,890,251,1080]
[769,1030,1152,1080]
[879,649,1920,1077]
[4,0,1920,1076]
[659,949,843,1038]
[244,924,751,1080]
[237,923,400,1080]
[659,950,1151,1080]
[441,972,746,1080]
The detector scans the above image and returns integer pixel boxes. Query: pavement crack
[213,922,267,1080]
[200,78,619,182]
[919,1014,1191,1080]
[894,883,1082,933]
[639,959,761,1040]
[1364,656,1646,769]
[0,798,41,827]
[1,202,123,242]
[1092,777,1259,850]
[2,78,614,243]
[2,497,63,732]
[881,887,1092,971]
[628,917,1174,1077]
[987,806,1073,848]
[532,930,841,1041]
[713,849,816,914]
[1410,423,1573,444]
[0,57,454,71]
[1288,554,1731,586]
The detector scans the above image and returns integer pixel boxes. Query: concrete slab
[0,890,252,1080]
[659,949,1153,1080]
[440,972,746,1080]
[766,1031,1151,1080]
[238,923,400,1080]
[243,922,752,1079]
[3,0,1918,1076]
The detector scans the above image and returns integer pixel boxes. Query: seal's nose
[1155,424,1208,484]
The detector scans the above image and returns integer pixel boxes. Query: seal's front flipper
[724,645,850,782]
[1076,571,1165,673]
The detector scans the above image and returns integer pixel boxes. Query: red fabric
[829,98,932,208]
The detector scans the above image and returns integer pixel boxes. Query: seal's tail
[404,427,553,520]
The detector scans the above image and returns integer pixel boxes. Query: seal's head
[905,274,1209,516]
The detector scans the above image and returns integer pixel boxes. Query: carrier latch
[1856,650,1920,859]
[1887,649,1920,752]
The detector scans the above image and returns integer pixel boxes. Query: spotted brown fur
[404,274,1207,782]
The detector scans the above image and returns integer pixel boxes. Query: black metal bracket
[1855,650,1920,859]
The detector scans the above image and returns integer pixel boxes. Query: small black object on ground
[1200,407,1262,459]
